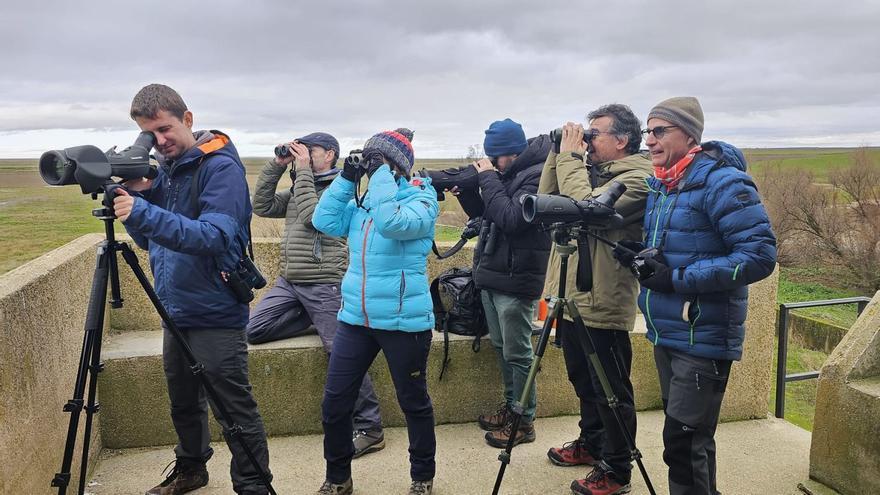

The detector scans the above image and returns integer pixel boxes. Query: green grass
[746,147,880,183]
[778,265,862,328]
[769,341,828,431]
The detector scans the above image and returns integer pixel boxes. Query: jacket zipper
[398,271,406,312]
[645,192,668,343]
[361,218,373,327]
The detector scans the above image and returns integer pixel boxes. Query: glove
[362,148,386,178]
[341,153,361,182]
[639,257,675,293]
[612,240,645,267]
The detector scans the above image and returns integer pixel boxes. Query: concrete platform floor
[87,411,811,495]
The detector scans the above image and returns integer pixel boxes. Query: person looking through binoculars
[439,118,553,449]
[249,131,389,459]
[538,104,652,495]
[112,84,273,495]
[312,130,439,495]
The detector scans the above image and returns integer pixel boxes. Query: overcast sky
[1,0,879,158]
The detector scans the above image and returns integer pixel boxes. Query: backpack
[430,267,488,380]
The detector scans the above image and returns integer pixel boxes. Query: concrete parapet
[809,291,880,494]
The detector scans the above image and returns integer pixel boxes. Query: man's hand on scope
[113,188,135,222]
[560,122,587,155]
[473,158,495,174]
[612,240,645,267]
[290,142,312,171]
[638,257,675,293]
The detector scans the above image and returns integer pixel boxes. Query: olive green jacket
[538,151,652,330]
[252,161,347,283]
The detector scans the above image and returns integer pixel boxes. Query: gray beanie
[648,96,704,143]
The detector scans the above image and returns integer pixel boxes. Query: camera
[39,132,158,195]
[222,257,268,304]
[416,165,480,201]
[522,182,627,228]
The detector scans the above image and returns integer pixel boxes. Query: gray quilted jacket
[252,161,347,283]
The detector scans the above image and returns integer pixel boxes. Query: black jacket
[467,135,552,299]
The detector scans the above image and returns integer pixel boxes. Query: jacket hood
[159,130,242,174]
[678,140,747,191]
[503,134,552,178]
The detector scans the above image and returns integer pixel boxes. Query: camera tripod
[492,224,655,495]
[51,184,276,495]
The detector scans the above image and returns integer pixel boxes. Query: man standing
[113,84,271,494]
[249,131,384,458]
[538,105,652,495]
[618,97,776,494]
[461,119,552,448]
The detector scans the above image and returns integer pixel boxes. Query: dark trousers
[559,319,636,481]
[163,326,272,494]
[322,322,436,483]
[247,277,383,430]
[655,345,731,495]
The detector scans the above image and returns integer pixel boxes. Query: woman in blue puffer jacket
[312,129,440,495]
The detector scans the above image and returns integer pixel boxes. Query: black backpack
[430,267,488,380]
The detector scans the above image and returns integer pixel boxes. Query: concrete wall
[0,234,105,495]
[809,291,880,494]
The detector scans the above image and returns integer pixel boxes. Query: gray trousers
[247,277,382,430]
[163,325,272,494]
[481,290,538,420]
[655,345,732,495]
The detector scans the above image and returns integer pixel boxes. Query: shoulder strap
[189,154,257,261]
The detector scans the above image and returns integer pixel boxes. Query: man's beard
[586,145,600,166]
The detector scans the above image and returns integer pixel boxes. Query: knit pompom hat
[364,130,415,176]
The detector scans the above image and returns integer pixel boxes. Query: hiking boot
[408,479,433,495]
[478,403,512,431]
[316,478,353,495]
[570,465,631,495]
[352,428,385,458]
[548,437,599,467]
[145,459,208,495]
[484,418,536,448]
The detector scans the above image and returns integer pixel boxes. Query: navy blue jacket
[123,131,251,329]
[639,141,776,360]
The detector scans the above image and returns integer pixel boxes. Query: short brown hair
[130,83,188,120]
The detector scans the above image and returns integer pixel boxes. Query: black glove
[639,257,675,293]
[612,240,645,267]
[341,154,361,182]
[362,148,386,178]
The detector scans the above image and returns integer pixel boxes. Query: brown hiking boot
[484,418,536,448]
[145,459,208,495]
[478,403,512,431]
[316,478,353,495]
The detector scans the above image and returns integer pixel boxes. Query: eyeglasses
[641,125,679,138]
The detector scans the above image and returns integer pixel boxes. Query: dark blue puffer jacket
[123,130,251,329]
[639,141,776,360]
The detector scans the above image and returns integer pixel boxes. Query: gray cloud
[0,0,878,157]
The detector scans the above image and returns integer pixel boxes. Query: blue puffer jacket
[639,141,777,360]
[313,165,439,332]
[123,130,251,329]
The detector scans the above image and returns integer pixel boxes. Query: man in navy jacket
[615,97,776,495]
[113,84,272,495]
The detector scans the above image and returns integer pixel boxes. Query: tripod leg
[565,301,656,495]
[117,243,276,495]
[53,243,112,495]
[492,298,562,495]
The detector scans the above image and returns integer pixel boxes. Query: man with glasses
[615,97,776,494]
[538,104,652,495]
[454,118,553,449]
[250,132,386,458]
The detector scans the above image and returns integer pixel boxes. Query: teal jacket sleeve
[313,174,356,238]
[367,165,439,240]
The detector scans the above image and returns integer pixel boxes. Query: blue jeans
[481,290,538,420]
[322,322,436,483]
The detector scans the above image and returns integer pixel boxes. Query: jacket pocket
[683,297,702,346]
[398,271,406,312]
[312,234,323,262]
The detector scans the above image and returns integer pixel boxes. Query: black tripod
[51,185,276,495]
[492,224,655,495]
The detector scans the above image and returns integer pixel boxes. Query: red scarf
[654,146,702,190]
